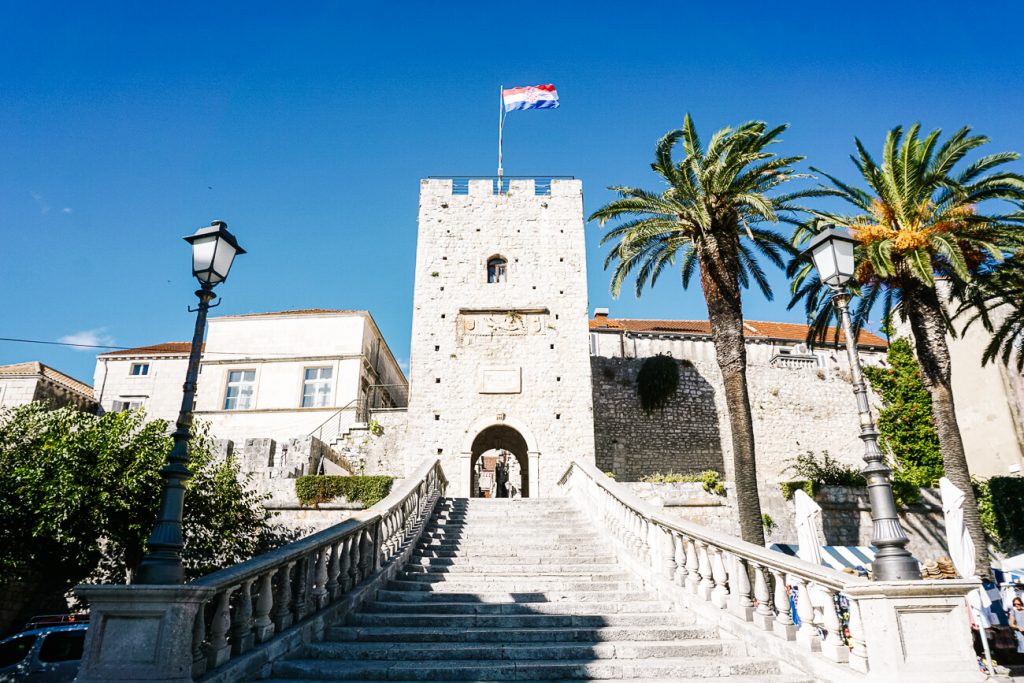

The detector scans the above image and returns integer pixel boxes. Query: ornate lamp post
[806,227,920,581]
[136,221,245,585]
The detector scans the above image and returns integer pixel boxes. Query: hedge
[975,476,1024,555]
[295,475,394,508]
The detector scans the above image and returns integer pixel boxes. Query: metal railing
[362,383,408,414]
[556,459,978,680]
[426,175,574,196]
[307,399,360,445]
[187,459,446,679]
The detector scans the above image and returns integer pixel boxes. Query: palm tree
[591,115,823,545]
[789,124,1024,575]
[959,252,1024,370]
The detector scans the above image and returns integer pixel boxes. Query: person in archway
[495,452,509,499]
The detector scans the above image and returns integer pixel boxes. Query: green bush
[761,513,777,533]
[780,451,865,500]
[636,354,679,414]
[863,338,944,503]
[779,480,817,501]
[640,470,725,496]
[973,476,1024,554]
[295,475,394,507]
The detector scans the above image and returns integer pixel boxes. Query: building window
[487,257,507,283]
[301,367,333,408]
[130,363,150,376]
[112,398,144,412]
[224,370,256,410]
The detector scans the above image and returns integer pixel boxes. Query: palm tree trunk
[697,232,765,546]
[905,281,990,577]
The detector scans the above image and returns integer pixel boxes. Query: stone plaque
[479,367,522,394]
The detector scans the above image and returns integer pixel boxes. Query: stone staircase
[262,497,809,682]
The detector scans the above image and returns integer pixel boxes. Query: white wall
[93,355,190,424]
[0,377,40,408]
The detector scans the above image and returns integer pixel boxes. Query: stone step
[385,579,639,593]
[396,571,633,583]
[417,533,602,543]
[359,600,674,616]
[410,552,615,563]
[327,624,718,644]
[264,676,812,683]
[373,589,659,604]
[344,612,682,629]
[271,655,783,680]
[401,563,624,574]
[302,639,741,661]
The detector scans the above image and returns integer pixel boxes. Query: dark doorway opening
[470,425,529,498]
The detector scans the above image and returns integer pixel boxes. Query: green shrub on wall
[295,476,394,507]
[862,338,944,503]
[974,476,1024,554]
[639,470,726,495]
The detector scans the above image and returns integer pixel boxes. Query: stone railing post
[74,585,215,683]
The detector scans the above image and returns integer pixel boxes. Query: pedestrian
[1010,597,1024,654]
[495,454,508,499]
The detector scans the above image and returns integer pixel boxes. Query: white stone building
[588,310,888,368]
[94,343,192,422]
[0,361,96,411]
[404,178,595,497]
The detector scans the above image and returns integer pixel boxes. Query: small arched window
[487,257,507,284]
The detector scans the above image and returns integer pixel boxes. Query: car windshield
[0,634,36,668]
[38,631,85,663]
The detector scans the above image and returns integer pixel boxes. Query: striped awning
[770,543,876,572]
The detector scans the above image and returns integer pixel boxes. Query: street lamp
[806,227,920,581]
[135,221,245,585]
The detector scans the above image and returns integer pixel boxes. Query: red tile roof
[589,317,887,347]
[101,342,197,357]
[0,361,94,398]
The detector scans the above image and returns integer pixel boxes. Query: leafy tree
[959,252,1024,370]
[591,115,825,545]
[0,403,275,629]
[862,338,944,503]
[789,124,1024,574]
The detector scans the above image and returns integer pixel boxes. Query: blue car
[0,624,87,682]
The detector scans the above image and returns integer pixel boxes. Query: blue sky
[2,1,1022,384]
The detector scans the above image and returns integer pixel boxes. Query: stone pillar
[842,580,979,682]
[459,452,472,497]
[528,451,540,498]
[75,584,215,683]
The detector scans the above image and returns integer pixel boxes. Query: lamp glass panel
[211,238,238,281]
[834,237,855,281]
[810,240,840,286]
[191,235,217,277]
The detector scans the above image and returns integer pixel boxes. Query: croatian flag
[502,84,559,112]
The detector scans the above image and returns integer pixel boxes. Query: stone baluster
[631,513,644,556]
[684,537,700,594]
[291,555,311,621]
[771,569,796,640]
[340,536,354,592]
[326,541,342,600]
[696,541,713,601]
[638,517,651,564]
[230,578,256,655]
[660,525,676,580]
[672,531,686,587]
[349,532,362,586]
[728,555,753,620]
[272,561,295,631]
[751,564,774,630]
[191,601,208,679]
[710,546,729,608]
[792,576,821,651]
[207,585,237,669]
[253,570,276,642]
[818,586,849,662]
[359,526,374,578]
[312,546,330,609]
[846,595,869,673]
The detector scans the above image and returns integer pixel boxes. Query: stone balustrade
[75,458,446,683]
[557,459,983,683]
[769,353,820,369]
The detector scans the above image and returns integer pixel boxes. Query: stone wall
[331,408,410,476]
[592,355,873,484]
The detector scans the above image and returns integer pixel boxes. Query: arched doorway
[470,425,529,498]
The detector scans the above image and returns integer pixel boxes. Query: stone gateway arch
[405,178,596,496]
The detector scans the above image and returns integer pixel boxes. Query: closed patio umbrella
[794,489,823,566]
[939,476,994,675]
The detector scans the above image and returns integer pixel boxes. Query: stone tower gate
[406,177,595,496]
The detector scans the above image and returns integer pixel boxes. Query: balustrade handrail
[183,458,447,679]
[560,459,866,591]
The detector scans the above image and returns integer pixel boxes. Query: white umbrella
[794,489,823,566]
[939,476,994,674]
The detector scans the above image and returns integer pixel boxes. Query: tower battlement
[420,176,580,198]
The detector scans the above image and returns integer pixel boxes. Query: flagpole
[498,84,504,194]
